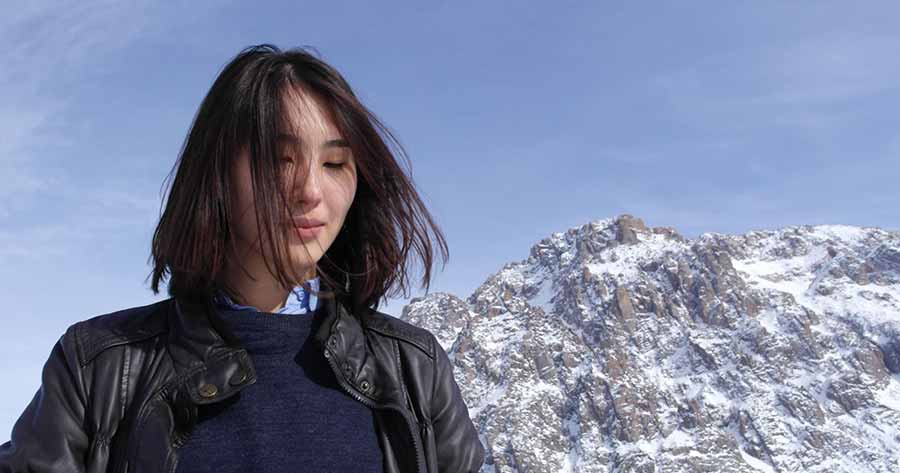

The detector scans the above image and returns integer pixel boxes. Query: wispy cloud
[649,32,900,133]
[754,33,900,104]
[0,0,158,248]
[0,183,161,263]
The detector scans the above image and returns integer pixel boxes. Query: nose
[287,158,323,208]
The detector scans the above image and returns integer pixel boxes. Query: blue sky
[2,0,898,436]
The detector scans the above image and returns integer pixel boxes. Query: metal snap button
[329,336,337,348]
[198,383,218,398]
[360,380,370,392]
[323,349,331,359]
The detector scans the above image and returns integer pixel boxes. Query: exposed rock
[401,217,900,472]
[615,214,648,244]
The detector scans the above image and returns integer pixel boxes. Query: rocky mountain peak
[402,215,900,472]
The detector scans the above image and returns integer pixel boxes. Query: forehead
[277,85,341,138]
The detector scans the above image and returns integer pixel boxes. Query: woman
[0,44,485,473]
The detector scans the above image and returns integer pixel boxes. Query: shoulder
[66,298,171,367]
[361,308,437,360]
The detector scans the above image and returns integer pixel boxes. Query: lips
[286,216,325,228]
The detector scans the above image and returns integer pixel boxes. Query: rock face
[399,214,900,473]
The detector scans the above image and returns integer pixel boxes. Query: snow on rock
[400,214,900,472]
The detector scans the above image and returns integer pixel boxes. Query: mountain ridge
[401,214,900,473]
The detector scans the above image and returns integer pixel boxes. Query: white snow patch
[874,377,900,412]
[469,382,508,418]
[738,448,777,473]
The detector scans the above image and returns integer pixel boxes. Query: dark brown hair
[146,44,448,317]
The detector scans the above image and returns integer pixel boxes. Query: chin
[290,246,324,263]
[289,247,318,259]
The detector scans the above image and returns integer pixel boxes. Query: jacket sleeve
[0,324,90,473]
[429,334,486,473]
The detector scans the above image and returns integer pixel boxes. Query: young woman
[0,44,485,473]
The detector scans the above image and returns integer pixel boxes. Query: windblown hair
[147,44,448,317]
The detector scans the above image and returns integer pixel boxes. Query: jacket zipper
[324,347,424,473]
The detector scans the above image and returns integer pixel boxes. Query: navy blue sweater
[174,303,384,473]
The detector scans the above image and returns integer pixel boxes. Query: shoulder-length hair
[147,44,448,317]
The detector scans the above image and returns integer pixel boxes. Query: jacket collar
[166,278,406,409]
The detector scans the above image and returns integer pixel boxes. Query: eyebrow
[276,133,350,150]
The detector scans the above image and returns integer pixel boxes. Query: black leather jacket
[0,284,485,473]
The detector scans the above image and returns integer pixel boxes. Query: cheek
[333,183,356,218]
[342,173,358,208]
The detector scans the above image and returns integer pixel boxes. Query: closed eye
[280,158,346,170]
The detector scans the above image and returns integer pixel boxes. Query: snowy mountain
[400,214,900,473]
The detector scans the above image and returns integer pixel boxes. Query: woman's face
[228,85,358,282]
